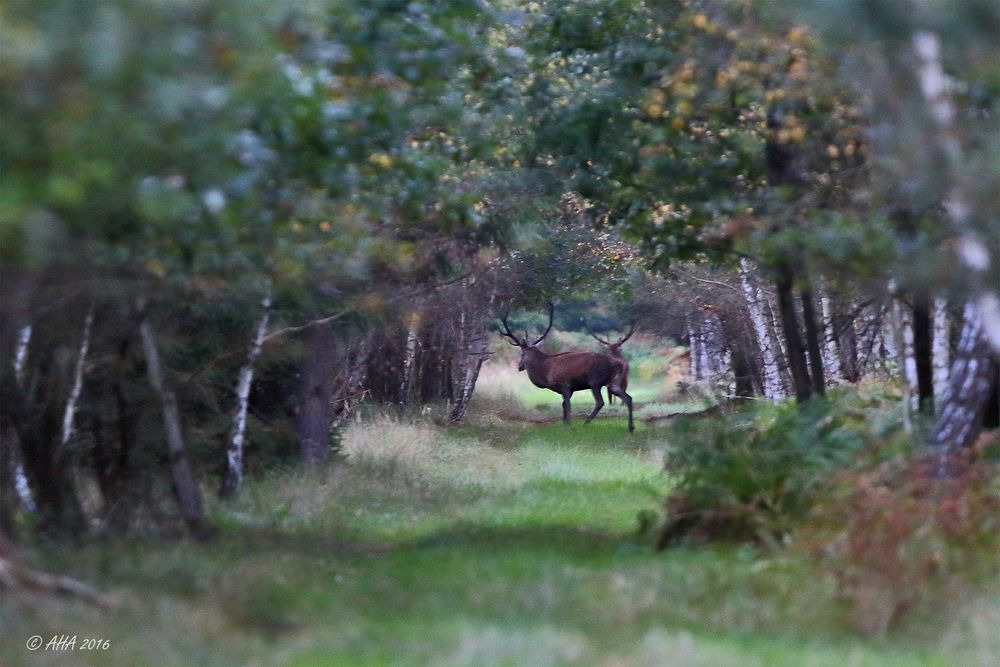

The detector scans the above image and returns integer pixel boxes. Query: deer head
[580,318,636,357]
[499,301,554,371]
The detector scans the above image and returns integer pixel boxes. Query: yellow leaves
[146,258,167,279]
[671,117,686,130]
[675,100,693,117]
[776,127,805,143]
[644,101,664,118]
[319,221,332,232]
[715,67,740,89]
[368,152,394,169]
[787,26,808,43]
[826,144,840,159]
[788,59,809,82]
[693,14,709,29]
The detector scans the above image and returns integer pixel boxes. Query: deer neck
[523,348,551,389]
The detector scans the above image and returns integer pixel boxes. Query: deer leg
[609,384,634,433]
[607,387,615,405]
[585,386,605,423]
[561,389,572,423]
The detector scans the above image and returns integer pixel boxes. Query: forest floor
[2,366,998,666]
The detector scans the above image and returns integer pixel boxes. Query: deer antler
[580,318,611,346]
[530,301,554,346]
[498,307,522,346]
[616,320,637,346]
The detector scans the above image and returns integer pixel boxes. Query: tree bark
[913,32,1000,353]
[929,302,996,465]
[774,265,812,403]
[932,298,951,408]
[901,303,919,409]
[398,310,421,408]
[832,299,861,382]
[61,305,93,448]
[890,294,913,434]
[800,286,826,396]
[220,291,271,498]
[138,307,205,535]
[739,260,784,399]
[819,292,842,383]
[297,321,338,464]
[982,359,999,430]
[7,323,36,514]
[688,317,702,381]
[911,292,934,414]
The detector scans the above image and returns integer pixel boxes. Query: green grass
[3,392,997,666]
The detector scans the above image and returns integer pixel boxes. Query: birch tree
[819,292,842,383]
[398,309,422,408]
[220,290,271,499]
[912,32,999,455]
[932,298,951,407]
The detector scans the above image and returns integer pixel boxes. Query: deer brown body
[501,305,634,432]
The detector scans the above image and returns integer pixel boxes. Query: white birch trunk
[700,323,709,380]
[890,295,912,434]
[764,295,793,395]
[399,310,421,405]
[819,294,842,382]
[901,303,919,409]
[14,465,35,512]
[913,32,1000,353]
[932,297,951,407]
[61,305,94,447]
[220,290,271,497]
[881,304,898,365]
[11,323,35,510]
[929,302,995,459]
[13,324,31,384]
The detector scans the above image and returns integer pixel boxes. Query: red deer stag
[500,303,634,432]
[581,318,635,404]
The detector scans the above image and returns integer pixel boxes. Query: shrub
[800,442,1000,636]
[657,388,914,546]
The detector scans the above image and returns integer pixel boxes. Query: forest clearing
[2,1,999,665]
[3,360,997,666]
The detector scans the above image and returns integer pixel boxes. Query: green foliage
[659,388,917,544]
[4,415,992,665]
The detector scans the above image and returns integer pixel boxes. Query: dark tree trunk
[138,311,205,535]
[800,286,826,396]
[832,302,861,382]
[929,303,996,466]
[983,358,1000,429]
[297,322,339,464]
[0,422,21,537]
[774,265,813,403]
[731,343,755,399]
[912,292,934,415]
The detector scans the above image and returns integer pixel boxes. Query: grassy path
[1,414,991,666]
